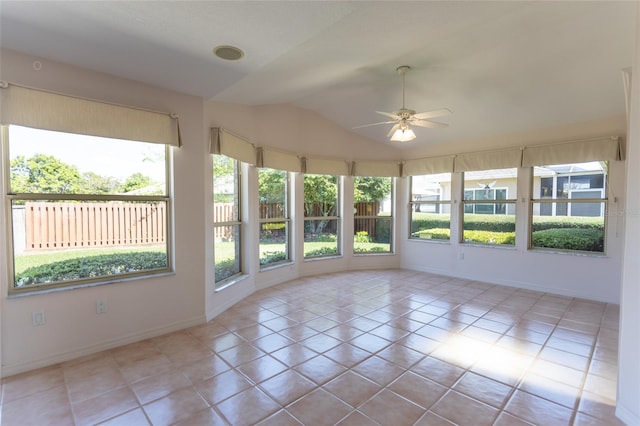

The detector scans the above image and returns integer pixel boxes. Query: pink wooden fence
[24,202,166,250]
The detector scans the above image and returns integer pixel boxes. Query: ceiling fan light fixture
[390,127,416,142]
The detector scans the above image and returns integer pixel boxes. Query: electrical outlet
[32,311,45,326]
[96,299,107,314]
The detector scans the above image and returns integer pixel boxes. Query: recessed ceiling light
[213,45,244,61]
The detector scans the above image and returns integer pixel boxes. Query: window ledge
[528,248,607,258]
[260,261,294,272]
[303,255,342,262]
[408,238,451,245]
[353,252,395,257]
[8,270,176,298]
[215,273,250,292]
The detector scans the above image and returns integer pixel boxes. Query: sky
[8,125,166,182]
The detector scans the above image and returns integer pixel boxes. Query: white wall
[398,118,627,304]
[0,49,209,376]
[617,3,640,424]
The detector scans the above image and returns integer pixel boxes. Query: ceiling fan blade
[376,111,400,119]
[386,123,401,138]
[412,119,448,129]
[413,108,452,120]
[352,120,398,130]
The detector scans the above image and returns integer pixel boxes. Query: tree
[10,154,81,193]
[354,176,391,203]
[213,155,237,203]
[304,174,338,234]
[79,172,121,194]
[122,173,153,193]
[258,168,286,203]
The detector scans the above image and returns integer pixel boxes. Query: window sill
[408,238,451,244]
[8,270,175,298]
[215,273,250,292]
[528,247,607,258]
[260,261,294,272]
[303,255,342,262]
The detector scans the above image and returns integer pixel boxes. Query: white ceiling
[0,1,636,147]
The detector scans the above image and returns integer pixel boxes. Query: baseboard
[206,285,255,321]
[401,262,615,303]
[1,314,205,378]
[616,403,640,426]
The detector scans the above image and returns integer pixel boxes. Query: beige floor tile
[1,365,65,403]
[215,387,280,425]
[99,408,151,426]
[323,371,382,407]
[131,370,192,404]
[259,369,316,406]
[452,371,513,408]
[323,343,372,368]
[388,371,447,409]
[359,389,424,425]
[256,409,303,426]
[352,355,405,386]
[2,385,74,426]
[431,390,499,426]
[504,390,573,425]
[294,354,347,385]
[237,354,288,384]
[287,388,353,426]
[195,369,253,405]
[73,386,139,426]
[143,387,209,426]
[411,356,465,387]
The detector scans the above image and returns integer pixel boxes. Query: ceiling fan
[353,65,451,142]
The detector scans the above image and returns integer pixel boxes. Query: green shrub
[375,218,391,243]
[462,214,516,232]
[16,251,167,286]
[262,223,286,230]
[411,213,451,234]
[260,251,287,265]
[215,258,239,282]
[532,228,604,252]
[354,246,387,253]
[463,230,515,245]
[305,246,338,257]
[412,228,451,240]
[354,231,371,243]
[532,216,603,232]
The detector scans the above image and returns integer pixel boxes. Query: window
[354,176,393,253]
[304,174,340,258]
[258,168,291,267]
[531,162,606,253]
[461,168,517,246]
[409,173,452,241]
[213,155,242,284]
[5,125,171,293]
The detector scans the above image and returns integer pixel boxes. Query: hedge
[532,228,604,252]
[413,213,603,233]
[16,252,167,286]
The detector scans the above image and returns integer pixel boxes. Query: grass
[14,246,166,275]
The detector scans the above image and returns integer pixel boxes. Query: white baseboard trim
[1,315,205,378]
[401,262,615,303]
[616,403,640,426]
[206,286,255,322]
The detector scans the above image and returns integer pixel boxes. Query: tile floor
[0,269,623,426]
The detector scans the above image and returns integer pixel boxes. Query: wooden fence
[23,202,166,251]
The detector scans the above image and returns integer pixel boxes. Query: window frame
[409,173,452,241]
[258,168,292,268]
[3,125,173,295]
[213,155,243,286]
[529,163,608,254]
[303,174,341,259]
[461,169,518,246]
[353,176,394,255]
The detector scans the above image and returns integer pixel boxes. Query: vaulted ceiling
[0,1,636,148]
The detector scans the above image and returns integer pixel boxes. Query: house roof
[0,1,635,148]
